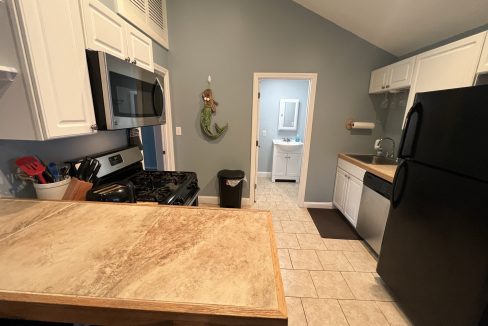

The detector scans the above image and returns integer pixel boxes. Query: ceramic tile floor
[254,177,411,326]
[202,177,412,325]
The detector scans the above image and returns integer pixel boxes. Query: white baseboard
[257,171,271,177]
[303,201,334,209]
[198,196,251,207]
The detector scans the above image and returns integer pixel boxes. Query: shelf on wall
[0,65,18,82]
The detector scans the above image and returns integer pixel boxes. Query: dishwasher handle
[363,172,392,199]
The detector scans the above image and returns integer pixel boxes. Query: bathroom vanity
[271,139,303,182]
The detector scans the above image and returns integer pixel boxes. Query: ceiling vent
[116,0,168,49]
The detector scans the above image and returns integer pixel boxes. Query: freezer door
[377,161,488,326]
[399,85,488,182]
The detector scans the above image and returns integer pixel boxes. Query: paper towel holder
[345,119,375,130]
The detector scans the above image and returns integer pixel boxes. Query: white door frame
[154,63,176,171]
[250,72,318,207]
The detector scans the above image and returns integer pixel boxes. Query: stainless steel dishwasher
[356,172,392,255]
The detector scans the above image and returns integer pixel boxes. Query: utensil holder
[34,177,71,200]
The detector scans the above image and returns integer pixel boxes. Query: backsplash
[373,91,409,156]
[0,131,127,198]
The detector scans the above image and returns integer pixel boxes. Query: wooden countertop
[339,153,397,182]
[0,199,286,326]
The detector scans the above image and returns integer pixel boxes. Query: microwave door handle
[152,78,164,116]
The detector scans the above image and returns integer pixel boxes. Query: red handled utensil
[15,156,47,184]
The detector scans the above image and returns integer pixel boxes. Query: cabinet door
[14,0,96,139]
[332,168,348,213]
[272,152,287,177]
[369,66,390,94]
[80,0,128,60]
[388,56,416,90]
[477,33,488,74]
[404,32,486,124]
[343,176,363,227]
[126,23,154,72]
[286,153,302,177]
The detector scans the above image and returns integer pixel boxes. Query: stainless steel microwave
[86,50,165,130]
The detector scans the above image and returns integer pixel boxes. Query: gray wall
[166,0,396,201]
[258,79,309,173]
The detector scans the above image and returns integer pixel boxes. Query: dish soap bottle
[295,135,300,142]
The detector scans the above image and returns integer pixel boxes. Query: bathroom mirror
[278,99,299,130]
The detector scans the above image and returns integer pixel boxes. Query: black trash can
[217,169,245,208]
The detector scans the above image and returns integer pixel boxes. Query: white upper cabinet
[80,0,154,72]
[125,23,154,72]
[369,56,416,94]
[477,33,488,74]
[403,32,486,124]
[369,66,390,93]
[116,0,168,50]
[81,0,128,60]
[388,56,416,90]
[6,0,96,140]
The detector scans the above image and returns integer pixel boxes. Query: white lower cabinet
[333,159,365,227]
[272,145,303,182]
[2,0,96,140]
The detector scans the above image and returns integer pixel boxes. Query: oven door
[88,51,165,130]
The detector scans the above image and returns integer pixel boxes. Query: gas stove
[84,147,199,206]
[130,171,199,205]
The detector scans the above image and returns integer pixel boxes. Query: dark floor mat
[307,208,361,240]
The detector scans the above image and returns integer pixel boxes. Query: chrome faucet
[376,137,396,159]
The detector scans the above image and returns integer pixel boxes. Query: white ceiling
[293,0,488,56]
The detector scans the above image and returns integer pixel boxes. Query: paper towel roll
[351,122,375,130]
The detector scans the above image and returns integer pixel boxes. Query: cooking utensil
[77,158,91,181]
[35,155,54,183]
[47,162,60,182]
[15,156,47,184]
[83,159,97,182]
[87,160,101,183]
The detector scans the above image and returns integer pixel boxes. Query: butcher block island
[0,199,287,326]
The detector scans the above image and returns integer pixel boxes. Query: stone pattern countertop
[0,199,286,326]
[339,153,397,182]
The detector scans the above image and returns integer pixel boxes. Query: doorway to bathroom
[250,73,318,207]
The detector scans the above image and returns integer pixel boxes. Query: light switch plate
[262,130,267,137]
[175,127,182,136]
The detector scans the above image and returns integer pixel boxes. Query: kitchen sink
[348,154,398,165]
[273,139,303,152]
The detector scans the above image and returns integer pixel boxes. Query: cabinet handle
[125,57,130,62]
[132,59,137,64]
[90,124,98,131]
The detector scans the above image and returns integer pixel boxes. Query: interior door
[254,89,261,201]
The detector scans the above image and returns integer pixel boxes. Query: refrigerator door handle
[398,102,422,159]
[391,160,407,208]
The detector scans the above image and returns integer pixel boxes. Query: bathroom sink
[348,154,398,165]
[273,139,303,152]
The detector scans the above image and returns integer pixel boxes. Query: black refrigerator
[377,85,488,326]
